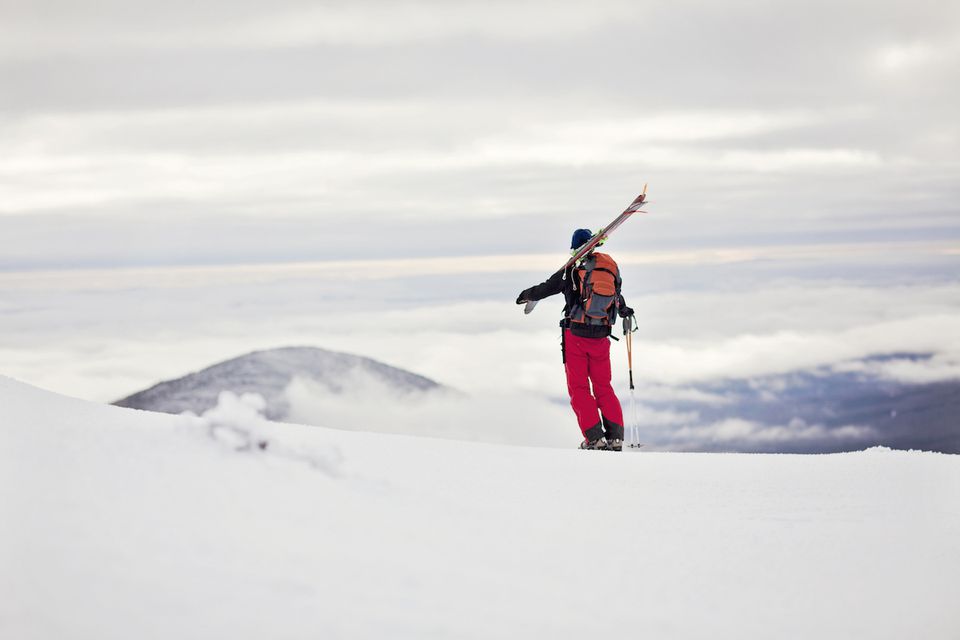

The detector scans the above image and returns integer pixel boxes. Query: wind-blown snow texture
[113,346,445,420]
[2,375,959,639]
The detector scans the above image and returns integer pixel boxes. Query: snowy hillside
[3,375,959,639]
[114,346,446,419]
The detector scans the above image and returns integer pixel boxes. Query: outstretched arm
[516,268,565,304]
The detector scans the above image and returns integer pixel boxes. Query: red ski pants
[564,330,624,435]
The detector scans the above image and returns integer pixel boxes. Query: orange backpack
[568,252,621,326]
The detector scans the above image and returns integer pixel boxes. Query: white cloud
[0,100,892,217]
[3,264,959,401]
[657,417,877,451]
[199,1,639,48]
[633,315,960,385]
[468,111,834,166]
[875,43,937,72]
[832,353,960,384]
[0,1,641,56]
[549,111,821,143]
[718,148,883,172]
[283,373,575,447]
[5,240,951,292]
[633,384,731,406]
[871,37,960,74]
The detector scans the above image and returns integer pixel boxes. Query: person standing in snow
[516,229,634,451]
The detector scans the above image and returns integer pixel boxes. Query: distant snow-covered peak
[113,346,445,420]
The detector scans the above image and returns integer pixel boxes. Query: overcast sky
[2,0,959,268]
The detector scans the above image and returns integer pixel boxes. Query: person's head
[570,228,592,250]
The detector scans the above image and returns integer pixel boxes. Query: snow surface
[2,375,959,639]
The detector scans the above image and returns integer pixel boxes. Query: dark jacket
[519,262,630,338]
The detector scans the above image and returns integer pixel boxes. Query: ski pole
[623,316,639,448]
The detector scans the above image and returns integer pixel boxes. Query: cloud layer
[3,255,958,398]
[1,0,958,268]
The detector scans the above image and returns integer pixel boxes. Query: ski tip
[624,187,649,213]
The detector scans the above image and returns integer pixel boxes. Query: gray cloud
[4,1,958,108]
[2,0,958,268]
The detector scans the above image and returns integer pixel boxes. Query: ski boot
[579,437,607,450]
[602,418,624,452]
[579,423,606,450]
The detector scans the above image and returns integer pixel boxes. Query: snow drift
[2,375,959,639]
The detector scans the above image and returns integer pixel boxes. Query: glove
[516,293,529,305]
[619,305,634,318]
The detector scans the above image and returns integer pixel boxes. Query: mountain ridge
[113,346,445,420]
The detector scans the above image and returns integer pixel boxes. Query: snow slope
[2,375,959,639]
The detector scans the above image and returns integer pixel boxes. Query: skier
[516,228,634,451]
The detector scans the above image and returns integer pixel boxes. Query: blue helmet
[570,228,592,250]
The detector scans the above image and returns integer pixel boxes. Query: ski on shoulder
[524,185,648,315]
